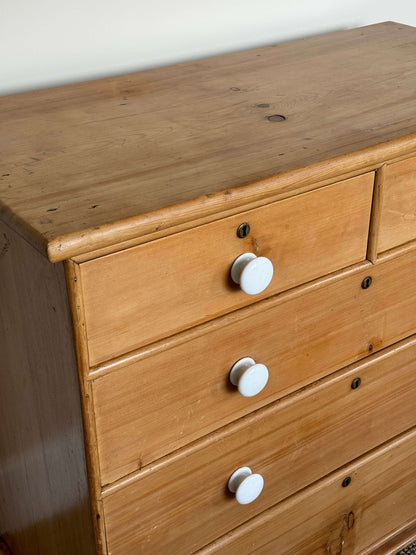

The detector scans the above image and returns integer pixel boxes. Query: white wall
[1,0,416,96]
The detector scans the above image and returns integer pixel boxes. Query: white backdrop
[1,0,416,96]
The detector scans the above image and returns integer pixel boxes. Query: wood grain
[0,221,95,554]
[0,22,416,261]
[366,164,385,262]
[101,335,416,553]
[80,174,373,364]
[2,22,416,555]
[66,155,407,265]
[88,260,371,376]
[200,427,416,555]
[378,156,416,252]
[369,522,416,554]
[64,261,107,555]
[93,248,416,484]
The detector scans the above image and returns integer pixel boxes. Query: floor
[399,540,416,554]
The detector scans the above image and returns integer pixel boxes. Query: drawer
[81,173,374,365]
[378,156,416,253]
[201,427,416,555]
[101,336,416,554]
[94,250,416,484]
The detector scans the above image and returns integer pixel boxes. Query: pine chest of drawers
[1,21,416,555]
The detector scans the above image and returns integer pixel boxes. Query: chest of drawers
[1,21,416,555]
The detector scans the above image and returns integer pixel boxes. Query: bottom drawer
[101,336,416,554]
[201,427,416,554]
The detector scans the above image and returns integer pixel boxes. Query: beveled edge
[1,134,414,264]
[44,134,416,263]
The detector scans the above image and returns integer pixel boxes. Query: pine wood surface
[80,174,373,365]
[1,22,416,261]
[0,221,95,554]
[378,156,416,253]
[2,21,416,555]
[370,523,416,554]
[64,261,107,554]
[87,260,372,376]
[93,248,416,484]
[199,427,416,555]
[101,335,416,554]
[366,165,385,263]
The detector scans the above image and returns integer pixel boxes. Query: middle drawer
[93,248,416,485]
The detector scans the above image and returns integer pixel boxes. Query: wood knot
[267,114,286,122]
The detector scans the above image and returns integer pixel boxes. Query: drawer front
[94,250,416,484]
[200,428,416,555]
[102,336,416,554]
[378,156,416,253]
[81,174,374,365]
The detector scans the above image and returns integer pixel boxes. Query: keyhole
[237,223,251,238]
[361,276,372,289]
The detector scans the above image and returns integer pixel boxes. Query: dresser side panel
[0,221,95,554]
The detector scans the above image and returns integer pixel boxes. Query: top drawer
[80,173,373,365]
[378,156,416,253]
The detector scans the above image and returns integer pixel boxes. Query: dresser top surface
[1,21,416,261]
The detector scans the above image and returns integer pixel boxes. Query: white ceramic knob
[230,253,273,295]
[228,467,264,505]
[229,357,269,397]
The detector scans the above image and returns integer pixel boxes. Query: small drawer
[101,336,416,554]
[200,427,416,554]
[94,249,416,484]
[81,173,374,365]
[378,156,416,253]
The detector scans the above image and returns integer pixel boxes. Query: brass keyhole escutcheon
[237,222,251,238]
[361,276,372,289]
[342,476,352,488]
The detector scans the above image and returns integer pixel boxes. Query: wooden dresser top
[1,21,416,261]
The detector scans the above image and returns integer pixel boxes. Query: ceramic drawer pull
[228,467,264,505]
[229,357,269,397]
[230,253,274,295]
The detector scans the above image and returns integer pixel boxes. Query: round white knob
[229,357,269,397]
[228,467,264,505]
[230,253,273,295]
